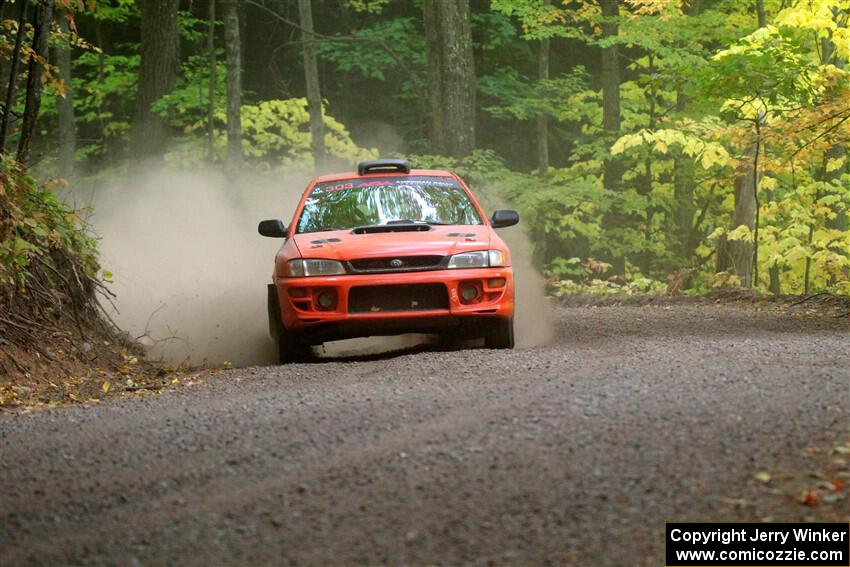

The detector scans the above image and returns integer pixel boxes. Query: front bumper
[274,267,514,335]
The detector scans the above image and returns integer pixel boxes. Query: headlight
[285,259,346,277]
[447,250,506,269]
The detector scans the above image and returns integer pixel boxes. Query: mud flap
[267,284,284,340]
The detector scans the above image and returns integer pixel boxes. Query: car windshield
[296,176,482,233]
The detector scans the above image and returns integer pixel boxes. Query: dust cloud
[474,184,556,349]
[67,167,552,367]
[73,169,307,367]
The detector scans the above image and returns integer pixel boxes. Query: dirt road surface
[2,304,848,566]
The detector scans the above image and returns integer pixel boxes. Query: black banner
[666,523,850,566]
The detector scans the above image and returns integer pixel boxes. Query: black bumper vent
[348,284,449,313]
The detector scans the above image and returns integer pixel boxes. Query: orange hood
[291,225,493,261]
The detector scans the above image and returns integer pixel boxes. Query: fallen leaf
[102,381,110,394]
[754,472,771,483]
[799,490,819,506]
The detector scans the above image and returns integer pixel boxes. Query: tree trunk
[822,29,847,282]
[207,0,217,162]
[673,0,700,262]
[600,0,622,190]
[298,0,324,170]
[716,143,758,287]
[769,264,781,295]
[423,0,475,157]
[224,0,242,172]
[536,25,550,174]
[599,0,624,274]
[55,12,75,178]
[0,0,7,105]
[0,0,29,155]
[130,0,180,167]
[17,0,54,165]
[755,0,766,28]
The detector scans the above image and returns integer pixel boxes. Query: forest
[1,2,849,558]
[0,0,849,305]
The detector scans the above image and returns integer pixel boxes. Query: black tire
[268,284,311,363]
[276,326,312,363]
[484,317,514,349]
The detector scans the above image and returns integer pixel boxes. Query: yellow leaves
[611,128,733,170]
[610,133,646,154]
[695,244,713,258]
[775,0,850,59]
[784,245,809,263]
[708,226,727,241]
[726,225,754,243]
[711,271,742,288]
[699,144,733,170]
[192,98,377,170]
[760,176,778,191]
[832,27,850,60]
[102,381,110,394]
[720,98,767,122]
[754,471,772,483]
[825,156,846,173]
[714,26,779,59]
[776,0,841,31]
[624,0,680,17]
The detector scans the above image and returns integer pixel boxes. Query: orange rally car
[258,159,519,362]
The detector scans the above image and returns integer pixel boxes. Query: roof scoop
[357,158,411,176]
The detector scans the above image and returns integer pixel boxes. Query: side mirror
[258,219,288,238]
[490,210,519,229]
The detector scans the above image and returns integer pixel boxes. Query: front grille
[348,255,444,274]
[348,284,449,313]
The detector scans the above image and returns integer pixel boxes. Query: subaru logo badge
[389,258,404,268]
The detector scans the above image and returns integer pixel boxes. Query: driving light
[286,259,346,277]
[460,284,479,302]
[317,291,336,309]
[447,250,507,269]
[488,278,506,289]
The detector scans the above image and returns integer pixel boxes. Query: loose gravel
[1,304,848,566]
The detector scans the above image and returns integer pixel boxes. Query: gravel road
[1,304,848,566]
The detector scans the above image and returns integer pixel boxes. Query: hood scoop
[352,224,432,235]
[447,232,477,240]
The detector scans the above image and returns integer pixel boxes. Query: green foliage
[72,51,140,160]
[0,158,98,289]
[11,0,850,298]
[479,67,590,121]
[344,0,392,14]
[699,27,820,115]
[153,53,224,127]
[316,19,424,82]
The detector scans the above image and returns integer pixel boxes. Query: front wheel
[269,284,312,363]
[484,317,514,349]
[276,326,312,363]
